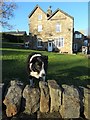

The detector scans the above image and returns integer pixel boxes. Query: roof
[28,5,74,20]
[28,5,46,18]
[74,31,84,35]
[48,8,74,20]
[3,31,27,36]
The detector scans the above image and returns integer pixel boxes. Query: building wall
[47,11,73,54]
[29,7,74,54]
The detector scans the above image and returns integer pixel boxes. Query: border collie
[27,52,48,86]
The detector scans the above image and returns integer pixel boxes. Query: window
[38,25,42,32]
[38,15,42,20]
[56,23,61,32]
[79,34,82,38]
[75,34,82,38]
[54,37,64,47]
[25,42,29,48]
[84,40,88,46]
[37,38,42,47]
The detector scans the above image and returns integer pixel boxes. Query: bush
[2,33,23,43]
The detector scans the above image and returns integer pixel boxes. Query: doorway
[48,41,53,52]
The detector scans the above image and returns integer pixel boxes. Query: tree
[0,0,17,29]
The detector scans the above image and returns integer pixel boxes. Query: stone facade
[28,5,74,54]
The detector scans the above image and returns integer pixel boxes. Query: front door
[48,41,53,52]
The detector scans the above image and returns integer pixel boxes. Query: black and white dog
[27,52,48,86]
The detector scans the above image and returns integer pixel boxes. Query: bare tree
[0,0,17,29]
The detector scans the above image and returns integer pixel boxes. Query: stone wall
[1,80,90,119]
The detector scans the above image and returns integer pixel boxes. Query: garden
[1,43,90,87]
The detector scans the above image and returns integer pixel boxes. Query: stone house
[83,36,90,54]
[28,5,74,54]
[73,31,85,52]
[73,31,90,54]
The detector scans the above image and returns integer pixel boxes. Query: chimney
[47,6,52,17]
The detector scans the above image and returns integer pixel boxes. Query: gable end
[28,5,46,18]
[48,8,74,20]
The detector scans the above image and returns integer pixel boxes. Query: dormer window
[38,15,42,20]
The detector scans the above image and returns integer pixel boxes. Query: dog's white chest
[30,71,39,79]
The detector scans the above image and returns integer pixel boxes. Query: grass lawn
[1,47,90,87]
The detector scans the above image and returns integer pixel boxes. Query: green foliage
[2,34,23,43]
[2,33,17,42]
[0,2,17,29]
[2,48,89,87]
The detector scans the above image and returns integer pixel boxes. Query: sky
[2,2,89,35]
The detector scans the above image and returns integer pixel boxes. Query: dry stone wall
[1,80,90,119]
[39,81,49,113]
[60,85,80,118]
[23,85,40,114]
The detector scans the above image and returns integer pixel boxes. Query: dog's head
[27,53,48,81]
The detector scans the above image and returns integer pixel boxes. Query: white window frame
[54,37,64,48]
[38,25,42,32]
[56,23,61,32]
[38,15,42,20]
[37,38,42,48]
